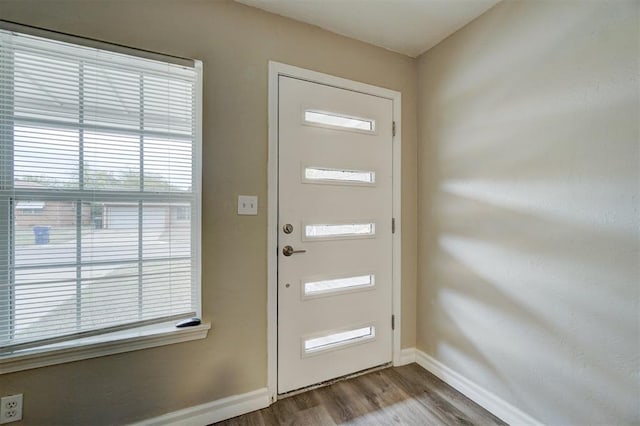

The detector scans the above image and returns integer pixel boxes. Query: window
[0,29,202,354]
[304,223,376,240]
[303,274,374,297]
[303,325,375,355]
[303,166,375,185]
[175,206,191,221]
[15,201,45,215]
[303,110,375,132]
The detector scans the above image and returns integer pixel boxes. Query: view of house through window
[0,29,202,350]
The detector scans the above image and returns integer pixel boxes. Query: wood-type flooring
[214,363,507,425]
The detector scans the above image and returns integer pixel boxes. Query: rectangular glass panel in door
[304,326,375,354]
[303,274,374,297]
[304,167,375,185]
[304,223,375,239]
[304,110,375,132]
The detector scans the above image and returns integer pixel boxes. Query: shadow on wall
[418,1,639,424]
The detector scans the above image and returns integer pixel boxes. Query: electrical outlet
[0,394,22,424]
[237,195,258,215]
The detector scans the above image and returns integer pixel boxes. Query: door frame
[267,61,402,402]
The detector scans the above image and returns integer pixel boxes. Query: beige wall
[4,0,637,424]
[0,1,418,424]
[417,0,639,424]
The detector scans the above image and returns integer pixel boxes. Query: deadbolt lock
[283,223,293,234]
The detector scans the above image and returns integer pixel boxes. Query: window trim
[0,27,205,368]
[0,19,195,68]
[0,321,210,374]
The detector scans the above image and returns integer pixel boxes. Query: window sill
[0,321,211,374]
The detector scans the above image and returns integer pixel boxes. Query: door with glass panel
[277,76,393,393]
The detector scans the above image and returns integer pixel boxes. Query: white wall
[417,0,639,424]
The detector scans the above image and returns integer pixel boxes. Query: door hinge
[392,217,396,234]
[391,314,395,330]
[392,121,396,137]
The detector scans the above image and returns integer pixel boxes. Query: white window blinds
[0,28,202,351]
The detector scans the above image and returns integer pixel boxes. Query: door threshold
[277,362,392,400]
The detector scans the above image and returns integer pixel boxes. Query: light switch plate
[238,195,258,215]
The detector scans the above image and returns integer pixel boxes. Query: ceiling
[234,0,501,57]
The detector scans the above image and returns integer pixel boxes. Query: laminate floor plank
[387,366,477,425]
[255,406,280,426]
[288,405,336,426]
[350,370,443,425]
[214,363,507,426]
[314,380,371,423]
[394,364,506,426]
[269,395,309,426]
[220,408,266,426]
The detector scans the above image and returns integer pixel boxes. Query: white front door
[277,75,394,394]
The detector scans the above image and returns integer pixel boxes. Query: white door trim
[267,61,402,403]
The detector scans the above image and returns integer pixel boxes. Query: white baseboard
[131,387,270,426]
[414,349,541,426]
[395,347,417,366]
[132,349,540,426]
